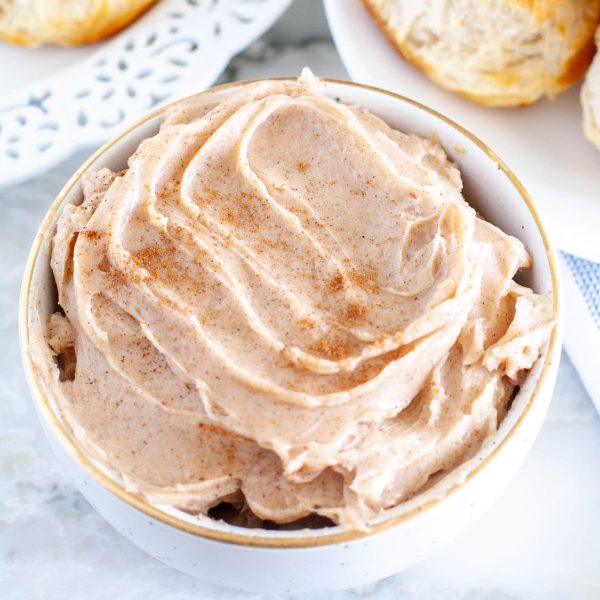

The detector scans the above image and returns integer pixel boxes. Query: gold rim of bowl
[19,77,562,549]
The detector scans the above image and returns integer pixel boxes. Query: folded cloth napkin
[560,252,600,407]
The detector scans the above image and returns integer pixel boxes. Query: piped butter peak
[32,71,553,530]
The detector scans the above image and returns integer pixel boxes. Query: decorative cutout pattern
[0,0,291,187]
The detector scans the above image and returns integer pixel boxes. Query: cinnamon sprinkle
[312,336,352,360]
[81,229,102,240]
[131,241,187,284]
[348,269,380,294]
[345,302,367,321]
[327,273,345,292]
[298,317,316,330]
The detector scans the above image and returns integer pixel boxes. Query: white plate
[0,0,292,188]
[324,0,600,261]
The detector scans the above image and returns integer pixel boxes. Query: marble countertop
[2,2,600,598]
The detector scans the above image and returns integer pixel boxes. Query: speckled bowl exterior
[20,78,563,594]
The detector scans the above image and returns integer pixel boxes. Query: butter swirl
[33,71,554,528]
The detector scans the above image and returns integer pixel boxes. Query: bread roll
[582,28,600,150]
[0,0,158,47]
[364,0,600,107]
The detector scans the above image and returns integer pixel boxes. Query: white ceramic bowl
[20,78,563,594]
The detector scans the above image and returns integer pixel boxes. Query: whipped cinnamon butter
[32,70,554,530]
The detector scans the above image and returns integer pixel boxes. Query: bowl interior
[23,78,560,543]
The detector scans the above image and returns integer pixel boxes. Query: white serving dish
[324,0,600,262]
[0,0,292,188]
[20,78,563,594]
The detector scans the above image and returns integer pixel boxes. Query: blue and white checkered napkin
[560,253,600,407]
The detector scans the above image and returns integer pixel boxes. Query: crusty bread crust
[582,28,600,150]
[364,0,600,108]
[0,0,158,47]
